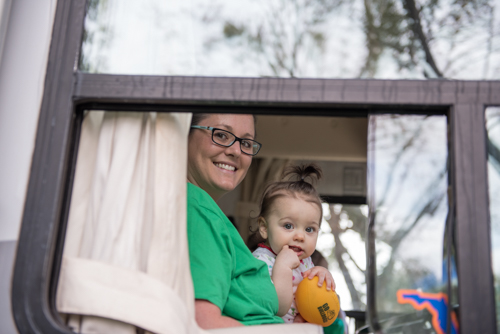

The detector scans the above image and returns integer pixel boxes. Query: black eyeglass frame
[190,125,262,156]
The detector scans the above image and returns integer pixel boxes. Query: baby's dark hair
[257,164,323,221]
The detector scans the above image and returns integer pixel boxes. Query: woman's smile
[214,162,237,172]
[187,114,254,200]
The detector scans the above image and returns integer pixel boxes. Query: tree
[316,114,449,316]
[217,0,344,77]
[211,0,499,78]
[79,0,112,73]
[326,204,367,310]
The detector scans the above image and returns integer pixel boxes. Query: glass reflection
[80,0,500,79]
[486,107,500,333]
[369,114,452,332]
[317,203,368,312]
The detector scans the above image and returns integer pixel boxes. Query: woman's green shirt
[187,183,284,326]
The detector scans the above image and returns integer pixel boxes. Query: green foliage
[79,0,110,73]
[361,0,411,76]
[218,0,344,77]
[223,22,245,38]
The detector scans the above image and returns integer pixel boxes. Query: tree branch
[328,212,364,309]
[403,0,443,77]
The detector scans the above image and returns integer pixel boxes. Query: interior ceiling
[256,115,368,162]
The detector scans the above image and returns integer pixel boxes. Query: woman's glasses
[191,125,262,156]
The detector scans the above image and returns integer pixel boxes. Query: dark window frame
[11,0,499,333]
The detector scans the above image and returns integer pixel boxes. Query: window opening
[214,114,369,333]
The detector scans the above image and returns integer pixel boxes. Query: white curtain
[56,111,204,334]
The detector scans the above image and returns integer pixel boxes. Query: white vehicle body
[0,1,56,332]
[0,1,498,334]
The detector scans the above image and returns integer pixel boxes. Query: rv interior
[217,114,368,323]
[218,114,368,218]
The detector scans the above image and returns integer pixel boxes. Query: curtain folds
[56,111,204,334]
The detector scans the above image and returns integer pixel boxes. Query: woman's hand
[302,266,336,291]
[275,245,300,270]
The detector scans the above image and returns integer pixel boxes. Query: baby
[252,164,336,323]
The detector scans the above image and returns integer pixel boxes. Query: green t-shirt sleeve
[323,317,345,334]
[187,199,233,311]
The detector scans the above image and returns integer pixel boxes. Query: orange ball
[295,276,340,327]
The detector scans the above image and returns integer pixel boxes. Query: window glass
[80,0,500,79]
[317,203,368,312]
[368,114,454,332]
[486,106,500,333]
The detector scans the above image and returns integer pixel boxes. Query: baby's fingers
[302,269,312,277]
[304,269,319,280]
[315,272,327,288]
[306,268,319,279]
[324,276,336,291]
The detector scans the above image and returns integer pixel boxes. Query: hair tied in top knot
[256,163,324,229]
[281,163,322,186]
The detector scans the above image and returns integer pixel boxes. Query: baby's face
[259,195,321,260]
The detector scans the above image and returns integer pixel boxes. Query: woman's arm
[272,246,300,316]
[194,299,244,329]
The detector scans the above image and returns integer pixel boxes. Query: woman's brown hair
[190,113,257,128]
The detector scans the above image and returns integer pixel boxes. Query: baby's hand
[302,266,336,291]
[293,314,306,323]
[275,245,300,270]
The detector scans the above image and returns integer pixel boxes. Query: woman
[186,113,284,329]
